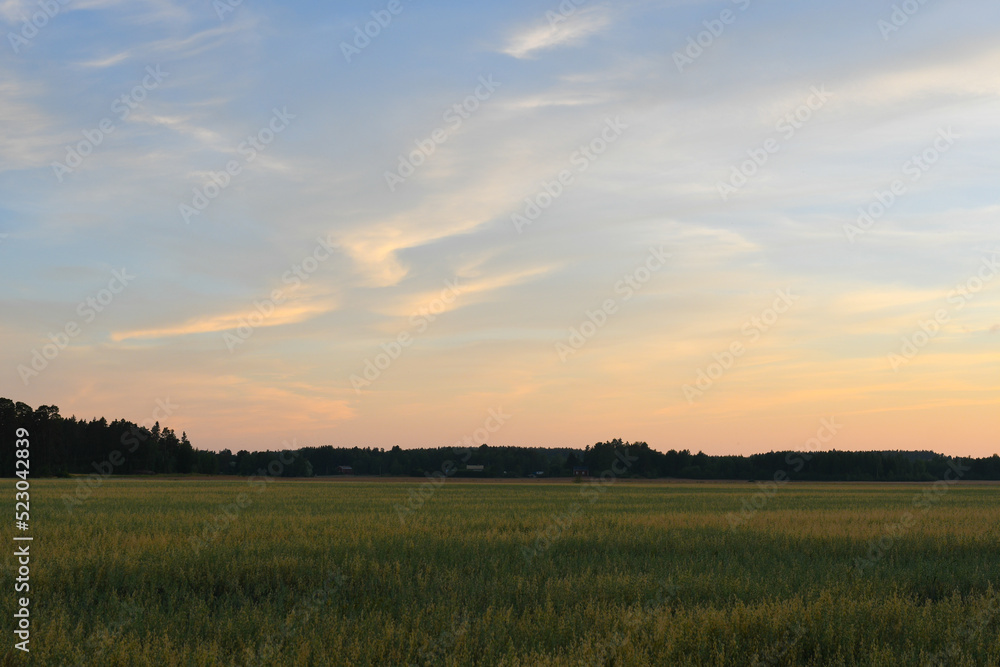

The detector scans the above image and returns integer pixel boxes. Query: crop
[3,480,999,665]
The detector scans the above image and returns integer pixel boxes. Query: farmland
[5,479,1000,666]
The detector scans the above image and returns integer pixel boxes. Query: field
[4,479,1000,666]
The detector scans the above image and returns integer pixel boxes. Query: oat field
[4,479,1000,666]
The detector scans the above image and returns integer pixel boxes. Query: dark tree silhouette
[2,398,998,481]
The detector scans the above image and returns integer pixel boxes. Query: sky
[1,0,998,456]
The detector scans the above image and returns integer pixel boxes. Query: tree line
[3,398,999,481]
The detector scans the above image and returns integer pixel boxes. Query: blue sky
[2,0,998,454]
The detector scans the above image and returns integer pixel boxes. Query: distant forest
[4,398,1000,481]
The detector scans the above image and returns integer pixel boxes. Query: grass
[3,479,1000,665]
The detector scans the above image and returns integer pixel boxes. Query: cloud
[0,0,171,24]
[194,375,357,431]
[0,0,29,22]
[0,72,63,171]
[503,91,610,110]
[502,7,611,59]
[371,265,558,320]
[840,45,1000,109]
[111,286,338,342]
[75,51,133,68]
[4,0,1000,454]
[336,156,560,287]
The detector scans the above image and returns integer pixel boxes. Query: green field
[5,479,1000,666]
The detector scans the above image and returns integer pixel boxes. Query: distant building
[573,466,590,477]
[336,465,353,475]
[466,464,484,472]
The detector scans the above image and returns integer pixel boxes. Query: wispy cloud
[504,91,610,110]
[0,73,63,170]
[371,265,557,320]
[75,51,133,68]
[502,7,612,59]
[111,288,338,342]
[4,0,1000,454]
